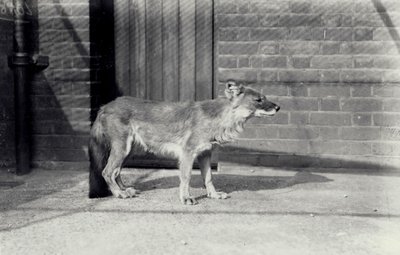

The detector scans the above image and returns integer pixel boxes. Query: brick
[219,69,258,82]
[259,70,279,82]
[219,28,238,41]
[53,69,91,82]
[343,142,372,155]
[320,70,340,83]
[262,56,287,68]
[319,127,340,140]
[259,15,280,27]
[32,161,89,171]
[289,84,308,97]
[351,86,372,97]
[290,112,309,125]
[249,1,289,14]
[280,42,320,55]
[311,56,352,69]
[261,85,288,96]
[33,135,89,149]
[321,42,341,55]
[259,42,279,55]
[32,121,91,135]
[325,28,353,41]
[218,14,259,27]
[383,70,400,83]
[319,99,340,111]
[341,99,382,112]
[279,14,322,27]
[239,127,279,139]
[237,2,249,13]
[219,42,259,55]
[341,127,381,140]
[290,1,311,13]
[66,4,90,16]
[373,143,400,156]
[219,56,237,68]
[373,28,400,41]
[276,97,318,111]
[52,17,90,30]
[32,95,91,109]
[381,128,400,141]
[310,113,351,126]
[340,70,383,83]
[373,56,400,69]
[312,2,354,14]
[322,14,351,27]
[279,127,318,139]
[231,139,309,154]
[373,85,400,97]
[354,28,373,41]
[217,1,237,14]
[291,57,310,68]
[354,57,374,68]
[250,56,262,68]
[341,42,399,55]
[309,141,344,155]
[383,99,400,112]
[309,85,350,97]
[288,27,312,40]
[353,13,386,27]
[373,113,400,126]
[33,149,88,161]
[250,28,287,40]
[32,108,91,122]
[238,57,250,68]
[279,70,320,82]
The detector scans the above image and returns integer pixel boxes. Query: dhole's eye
[255,98,263,103]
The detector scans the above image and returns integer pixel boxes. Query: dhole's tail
[88,118,111,198]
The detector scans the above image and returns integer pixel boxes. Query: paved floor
[1,167,400,255]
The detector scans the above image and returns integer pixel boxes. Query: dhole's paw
[114,187,139,199]
[208,191,229,199]
[180,196,198,205]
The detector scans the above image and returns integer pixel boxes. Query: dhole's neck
[211,99,250,144]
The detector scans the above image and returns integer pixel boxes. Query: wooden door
[114,0,214,101]
[114,0,215,168]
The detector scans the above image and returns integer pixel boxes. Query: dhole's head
[225,80,280,118]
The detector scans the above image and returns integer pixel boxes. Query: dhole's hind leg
[102,140,138,199]
[198,151,228,200]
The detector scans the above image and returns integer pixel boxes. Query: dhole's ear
[225,80,244,99]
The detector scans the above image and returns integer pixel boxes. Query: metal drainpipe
[8,0,48,175]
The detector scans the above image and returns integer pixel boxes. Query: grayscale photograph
[1,0,399,254]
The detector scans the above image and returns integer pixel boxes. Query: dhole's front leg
[198,151,228,200]
[179,153,197,205]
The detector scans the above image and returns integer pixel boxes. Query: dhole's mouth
[254,109,277,117]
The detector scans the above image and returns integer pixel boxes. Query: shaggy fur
[89,81,280,204]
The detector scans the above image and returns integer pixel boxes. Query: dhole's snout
[254,101,280,117]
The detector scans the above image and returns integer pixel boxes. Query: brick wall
[0,18,14,169]
[216,0,400,170]
[30,0,99,170]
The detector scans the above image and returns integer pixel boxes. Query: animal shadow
[132,171,332,194]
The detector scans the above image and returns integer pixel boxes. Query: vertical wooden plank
[131,0,147,98]
[213,0,220,98]
[195,0,214,101]
[146,0,163,100]
[163,0,179,101]
[114,0,131,95]
[179,0,196,101]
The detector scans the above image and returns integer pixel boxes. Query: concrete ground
[1,167,400,255]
